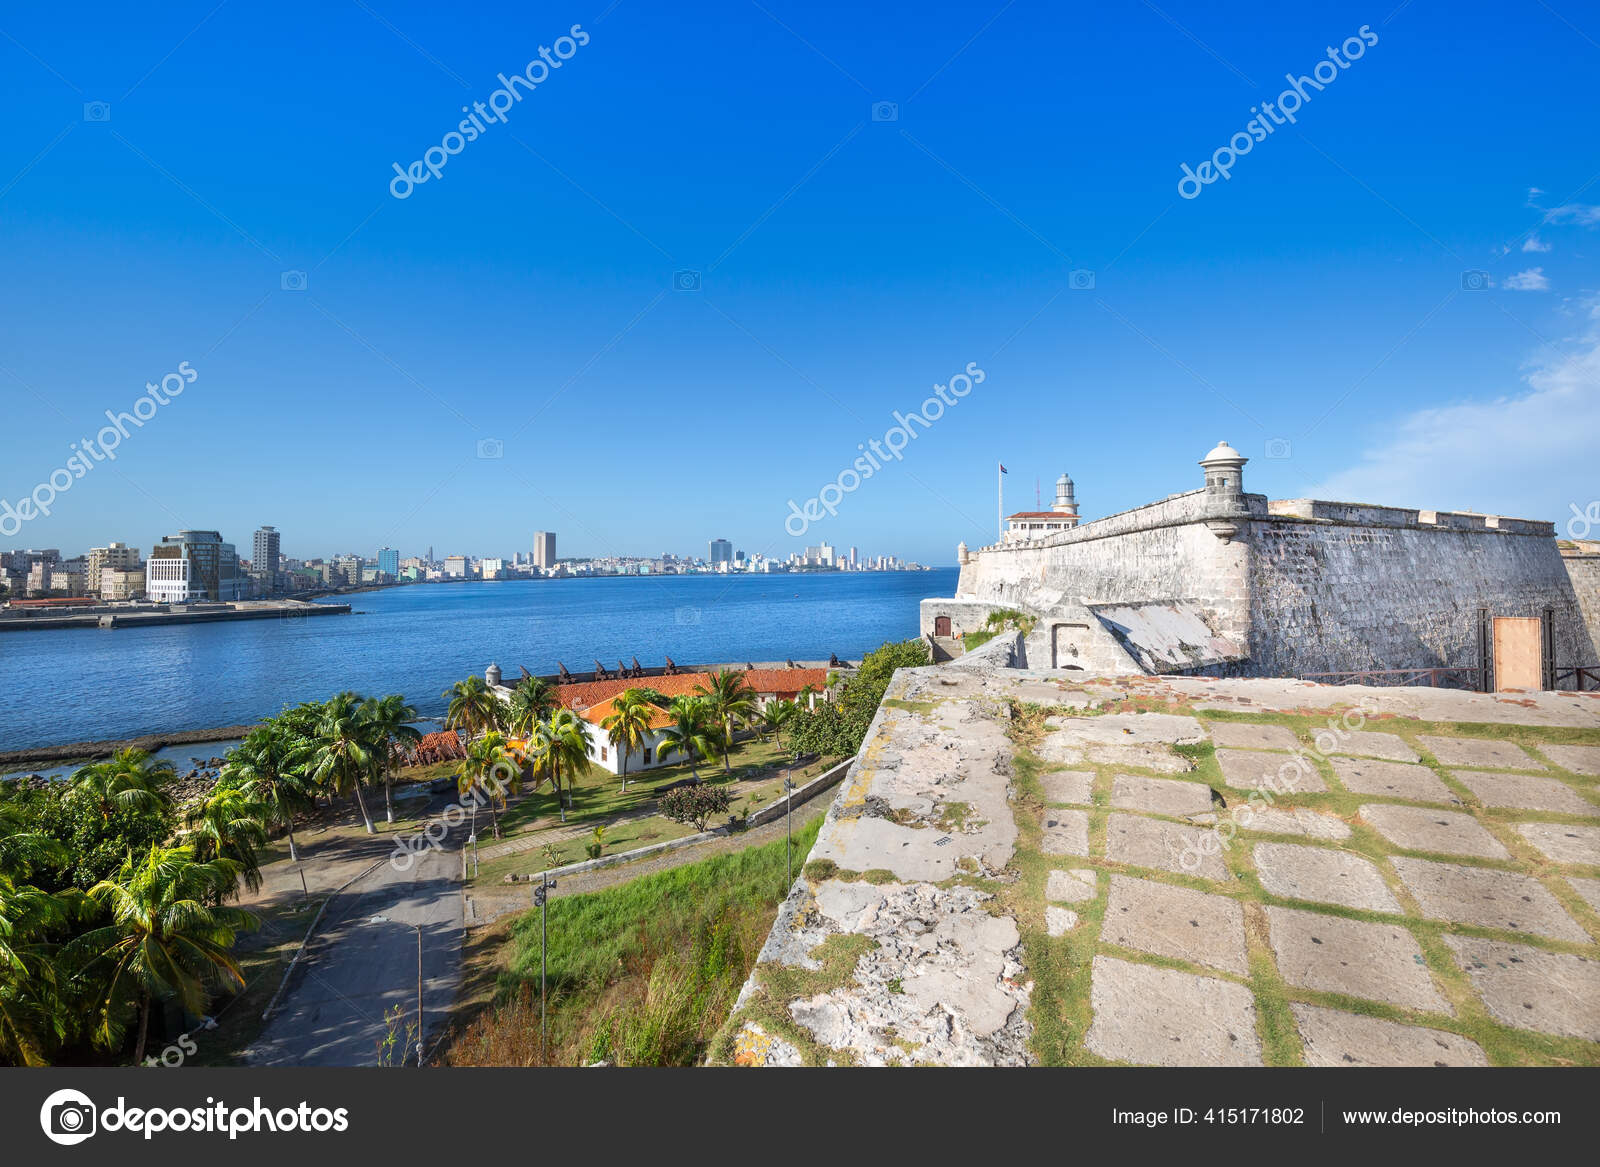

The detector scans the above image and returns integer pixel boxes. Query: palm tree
[454,732,514,840]
[306,693,377,834]
[360,694,423,824]
[696,671,757,773]
[656,696,719,784]
[0,862,71,1066]
[69,749,173,819]
[443,675,504,738]
[180,787,270,895]
[529,710,593,823]
[67,845,255,1065]
[504,676,556,737]
[220,724,315,862]
[759,698,798,748]
[600,689,656,793]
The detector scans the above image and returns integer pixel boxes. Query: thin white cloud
[1504,267,1551,291]
[1522,234,1551,253]
[1301,299,1600,522]
[1544,203,1600,226]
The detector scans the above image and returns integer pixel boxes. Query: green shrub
[657,783,734,831]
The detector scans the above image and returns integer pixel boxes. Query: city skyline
[1,3,1594,566]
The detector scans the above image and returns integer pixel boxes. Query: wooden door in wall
[934,615,951,637]
[1493,617,1543,691]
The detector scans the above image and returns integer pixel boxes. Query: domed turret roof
[1200,440,1246,464]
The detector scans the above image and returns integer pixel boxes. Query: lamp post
[784,771,795,887]
[533,872,557,1064]
[414,922,424,1069]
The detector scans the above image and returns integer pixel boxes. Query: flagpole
[997,462,1003,543]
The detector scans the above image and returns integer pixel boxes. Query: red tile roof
[555,668,830,713]
[577,695,674,730]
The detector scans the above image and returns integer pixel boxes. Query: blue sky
[1,0,1597,567]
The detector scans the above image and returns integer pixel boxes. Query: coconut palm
[69,749,173,819]
[504,676,556,737]
[0,870,71,1065]
[67,844,256,1064]
[759,698,798,748]
[220,724,315,862]
[528,710,593,823]
[655,696,720,784]
[305,693,377,834]
[696,671,757,773]
[600,689,656,793]
[454,732,515,840]
[360,694,423,823]
[179,787,270,895]
[443,674,503,738]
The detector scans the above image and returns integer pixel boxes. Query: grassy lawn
[443,815,824,1066]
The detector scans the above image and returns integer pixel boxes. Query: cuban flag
[999,463,1008,474]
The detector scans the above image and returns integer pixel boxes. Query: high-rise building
[709,538,733,566]
[480,557,505,580]
[147,530,243,602]
[376,547,399,577]
[533,531,557,569]
[444,555,468,578]
[251,527,281,595]
[86,542,140,596]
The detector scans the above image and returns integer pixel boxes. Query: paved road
[245,791,465,1067]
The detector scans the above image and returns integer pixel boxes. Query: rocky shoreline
[0,723,255,772]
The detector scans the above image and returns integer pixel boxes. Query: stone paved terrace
[713,670,1600,1066]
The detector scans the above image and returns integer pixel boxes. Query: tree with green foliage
[528,710,594,823]
[455,731,514,840]
[68,749,173,820]
[443,674,504,737]
[33,788,176,892]
[220,724,315,862]
[67,844,256,1065]
[179,787,270,896]
[360,694,423,824]
[655,696,720,784]
[757,698,797,748]
[600,689,656,792]
[305,692,377,834]
[657,783,733,832]
[695,671,757,774]
[788,638,928,758]
[504,676,557,737]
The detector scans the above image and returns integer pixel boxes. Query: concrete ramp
[1087,599,1244,673]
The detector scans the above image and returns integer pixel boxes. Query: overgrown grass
[442,816,823,1066]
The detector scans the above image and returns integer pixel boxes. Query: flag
[999,463,1008,474]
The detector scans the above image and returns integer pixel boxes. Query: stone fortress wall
[922,443,1600,680]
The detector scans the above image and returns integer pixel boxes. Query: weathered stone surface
[1216,748,1327,793]
[1358,804,1511,860]
[1043,711,1207,746]
[730,1022,806,1067]
[1326,730,1420,763]
[1329,757,1460,804]
[1039,769,1095,806]
[1107,813,1228,880]
[785,881,1032,1066]
[1419,735,1546,771]
[1040,809,1090,857]
[1265,905,1447,1011]
[1046,906,1079,936]
[1445,934,1600,1041]
[1087,743,1195,773]
[1567,876,1600,913]
[1110,773,1214,816]
[1102,874,1249,974]
[1537,743,1600,776]
[1449,770,1598,816]
[1045,868,1097,904]
[1291,1005,1487,1067]
[1205,721,1301,751]
[1085,956,1262,1066]
[1198,805,1352,841]
[1390,858,1589,942]
[1253,843,1402,913]
[1512,821,1600,867]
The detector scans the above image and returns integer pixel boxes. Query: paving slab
[1325,730,1420,763]
[1086,743,1196,773]
[1106,813,1228,880]
[1205,722,1301,751]
[1045,907,1079,936]
[1045,868,1097,904]
[1449,770,1598,817]
[1039,769,1095,806]
[1197,806,1351,841]
[1389,857,1589,942]
[1110,773,1215,817]
[1265,905,1448,1012]
[1358,804,1511,860]
[1291,1004,1487,1067]
[1419,735,1545,771]
[1085,955,1262,1066]
[1511,821,1600,867]
[1102,874,1249,974]
[1216,748,1327,794]
[1252,842,1402,913]
[1567,876,1600,914]
[1536,743,1600,776]
[1329,757,1461,804]
[1039,809,1090,857]
[1038,712,1204,767]
[1445,934,1600,1041]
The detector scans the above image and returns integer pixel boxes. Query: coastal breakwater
[0,599,351,632]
